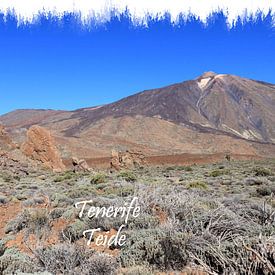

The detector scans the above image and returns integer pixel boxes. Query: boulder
[21,125,65,172]
[110,149,146,170]
[72,157,90,172]
[110,150,121,171]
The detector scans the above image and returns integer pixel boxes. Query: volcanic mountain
[1,72,275,162]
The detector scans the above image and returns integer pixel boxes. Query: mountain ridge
[1,72,275,160]
[59,72,275,143]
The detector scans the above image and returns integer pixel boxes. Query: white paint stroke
[0,1,274,26]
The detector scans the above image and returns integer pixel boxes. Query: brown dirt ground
[63,153,262,169]
[0,202,22,238]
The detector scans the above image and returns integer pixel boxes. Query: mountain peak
[200,71,217,78]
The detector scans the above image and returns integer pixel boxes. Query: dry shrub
[35,243,118,275]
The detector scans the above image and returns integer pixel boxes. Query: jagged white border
[0,1,274,26]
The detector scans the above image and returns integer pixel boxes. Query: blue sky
[0,11,274,115]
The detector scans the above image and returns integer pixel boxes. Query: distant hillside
[1,72,275,159]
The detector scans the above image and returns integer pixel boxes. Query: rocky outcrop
[0,150,31,176]
[72,157,90,172]
[21,125,65,172]
[0,125,16,150]
[110,149,146,170]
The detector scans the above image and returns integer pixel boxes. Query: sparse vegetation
[61,220,87,242]
[208,169,230,177]
[180,166,193,171]
[187,181,208,190]
[0,248,38,274]
[35,244,118,274]
[90,173,107,184]
[54,171,75,182]
[118,171,137,182]
[5,209,31,234]
[120,228,188,270]
[253,167,273,177]
[256,185,272,197]
[0,159,275,274]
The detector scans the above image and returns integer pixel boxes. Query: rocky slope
[1,72,274,160]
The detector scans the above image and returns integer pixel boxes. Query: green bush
[5,210,30,234]
[127,213,159,230]
[53,171,76,183]
[67,186,96,199]
[256,186,272,197]
[1,174,12,183]
[53,176,64,183]
[120,229,188,270]
[62,207,78,220]
[253,167,272,177]
[119,185,135,197]
[244,177,265,186]
[61,220,87,242]
[165,166,176,171]
[50,208,64,219]
[90,173,107,184]
[82,252,118,275]
[28,209,50,231]
[5,209,50,239]
[51,193,73,207]
[187,181,208,190]
[209,169,229,177]
[15,193,28,201]
[177,166,193,172]
[0,248,37,274]
[13,175,21,181]
[35,244,118,275]
[118,171,137,182]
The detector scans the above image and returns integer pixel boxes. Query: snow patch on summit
[198,77,211,90]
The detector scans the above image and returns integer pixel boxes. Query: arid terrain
[0,72,274,274]
[0,158,274,274]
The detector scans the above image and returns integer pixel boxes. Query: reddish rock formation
[110,149,146,170]
[21,125,65,172]
[0,125,16,150]
[110,150,121,170]
[0,125,5,135]
[72,157,90,172]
